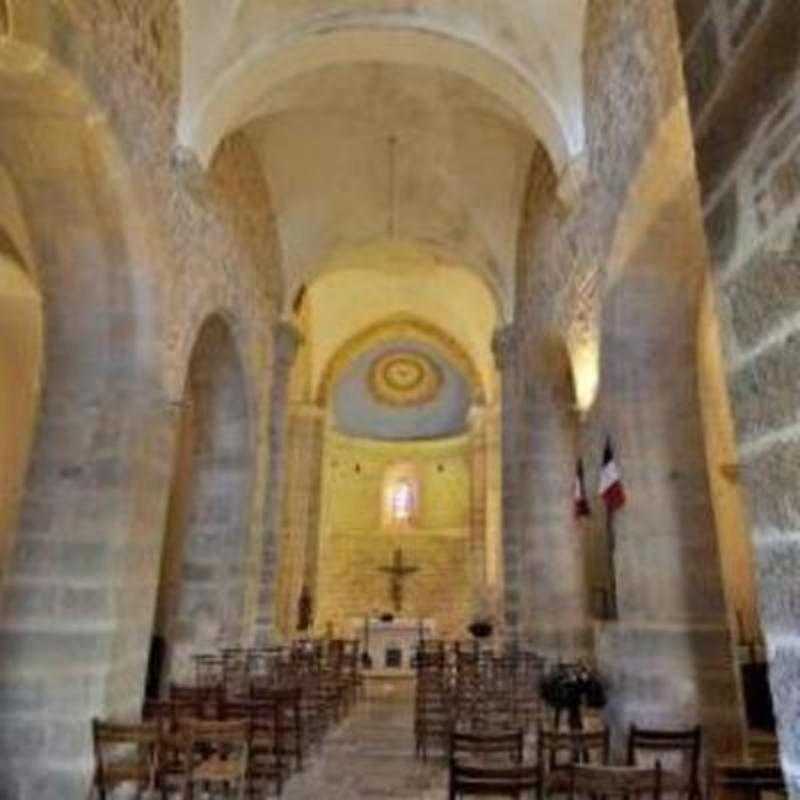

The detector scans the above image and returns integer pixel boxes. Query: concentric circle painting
[368,350,443,407]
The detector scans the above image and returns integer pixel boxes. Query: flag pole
[606,505,618,620]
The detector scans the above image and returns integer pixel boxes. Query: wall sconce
[568,336,600,419]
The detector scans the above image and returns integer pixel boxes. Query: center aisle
[283,679,447,799]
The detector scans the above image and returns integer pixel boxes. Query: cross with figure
[379,548,419,613]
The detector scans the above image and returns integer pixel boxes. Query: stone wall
[675,0,800,788]
[0,2,281,796]
[508,0,742,757]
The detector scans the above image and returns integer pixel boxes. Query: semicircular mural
[368,349,443,407]
[332,340,471,440]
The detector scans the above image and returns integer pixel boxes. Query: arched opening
[0,38,165,795]
[149,314,253,690]
[382,465,419,530]
[0,251,42,586]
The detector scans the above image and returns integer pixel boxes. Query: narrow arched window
[382,465,419,528]
[391,479,414,522]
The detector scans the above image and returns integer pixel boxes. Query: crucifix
[379,548,419,613]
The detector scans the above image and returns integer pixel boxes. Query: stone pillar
[492,324,522,638]
[518,343,592,657]
[254,321,302,645]
[468,405,488,601]
[276,402,325,637]
[593,268,744,757]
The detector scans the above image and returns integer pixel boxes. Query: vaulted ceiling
[177,0,588,316]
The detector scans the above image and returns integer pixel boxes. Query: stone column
[468,405,488,601]
[254,321,302,645]
[518,345,592,657]
[492,324,523,638]
[276,402,326,637]
[593,269,743,757]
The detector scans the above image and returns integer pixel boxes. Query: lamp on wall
[568,335,600,419]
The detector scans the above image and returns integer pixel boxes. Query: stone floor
[282,678,448,799]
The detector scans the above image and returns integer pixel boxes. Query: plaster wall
[306,245,498,401]
[245,63,535,312]
[177,0,588,175]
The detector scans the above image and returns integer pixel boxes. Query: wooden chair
[627,725,702,800]
[569,762,663,800]
[709,761,786,800]
[537,725,610,799]
[91,718,159,799]
[225,698,290,797]
[170,681,223,720]
[415,685,453,760]
[194,654,224,690]
[450,729,525,765]
[181,718,250,799]
[449,761,539,799]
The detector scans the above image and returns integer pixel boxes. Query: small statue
[297,585,313,632]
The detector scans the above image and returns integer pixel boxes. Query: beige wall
[314,431,477,639]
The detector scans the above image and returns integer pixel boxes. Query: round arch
[153,313,254,686]
[316,313,486,407]
[0,36,166,794]
[0,251,42,585]
[294,238,511,325]
[179,24,573,176]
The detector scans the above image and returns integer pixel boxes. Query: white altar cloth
[350,617,435,676]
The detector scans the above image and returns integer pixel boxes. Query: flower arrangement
[540,661,607,729]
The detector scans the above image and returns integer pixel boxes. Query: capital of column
[170,145,208,197]
[556,152,589,215]
[273,320,303,370]
[491,324,518,372]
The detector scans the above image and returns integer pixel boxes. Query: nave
[1,3,799,798]
[282,682,444,800]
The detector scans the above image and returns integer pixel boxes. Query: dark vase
[379,612,395,623]
[468,620,493,639]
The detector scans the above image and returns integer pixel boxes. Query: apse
[331,340,472,441]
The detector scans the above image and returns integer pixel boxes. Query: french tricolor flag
[599,438,626,512]
[574,458,591,518]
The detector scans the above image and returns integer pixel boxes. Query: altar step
[282,679,447,799]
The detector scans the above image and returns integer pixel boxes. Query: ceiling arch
[177,2,588,175]
[304,243,499,400]
[317,313,486,407]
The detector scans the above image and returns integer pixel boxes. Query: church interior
[0,1,798,798]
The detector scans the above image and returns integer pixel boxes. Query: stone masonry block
[743,438,800,531]
[755,537,800,632]
[725,252,800,351]
[765,643,800,764]
[730,331,800,441]
[704,184,739,269]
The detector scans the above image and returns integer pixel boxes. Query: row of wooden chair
[443,722,702,800]
[447,728,666,800]
[93,715,276,799]
[93,642,362,798]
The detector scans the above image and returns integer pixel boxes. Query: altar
[350,617,435,677]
